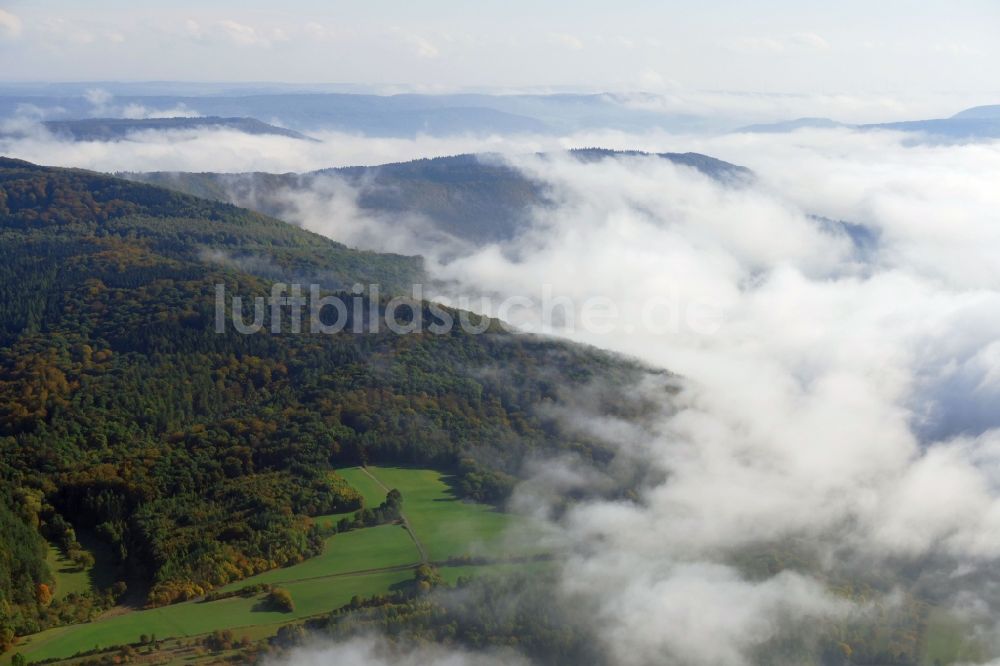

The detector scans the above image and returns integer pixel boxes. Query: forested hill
[36,117,318,142]
[0,156,422,307]
[0,158,646,647]
[124,149,753,244]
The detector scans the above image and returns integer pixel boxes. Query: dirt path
[360,466,429,564]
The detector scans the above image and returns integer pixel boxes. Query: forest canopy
[0,159,645,645]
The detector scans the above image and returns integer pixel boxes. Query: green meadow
[216,523,418,591]
[9,467,528,664]
[44,547,92,602]
[12,570,410,663]
[360,466,527,562]
[919,607,985,666]
[336,467,390,507]
[45,531,117,602]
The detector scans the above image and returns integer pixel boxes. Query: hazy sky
[0,0,998,94]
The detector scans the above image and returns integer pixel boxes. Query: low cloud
[560,564,849,666]
[84,87,113,114]
[0,124,554,173]
[275,636,530,666]
[224,131,1000,661]
[445,137,998,663]
[120,102,199,119]
[70,88,202,120]
[6,121,1000,662]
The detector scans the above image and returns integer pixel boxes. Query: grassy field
[920,607,985,665]
[45,530,117,601]
[336,467,390,507]
[45,547,92,601]
[438,560,554,585]
[310,508,357,532]
[309,468,387,531]
[215,523,418,592]
[362,466,528,562]
[9,466,528,664]
[13,570,410,663]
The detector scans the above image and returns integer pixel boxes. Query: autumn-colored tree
[36,582,52,606]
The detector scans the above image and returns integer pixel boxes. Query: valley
[1,1,998,663]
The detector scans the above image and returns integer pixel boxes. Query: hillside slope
[0,158,646,645]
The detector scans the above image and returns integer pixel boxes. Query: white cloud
[562,564,850,666]
[84,87,113,115]
[276,636,529,666]
[423,136,1000,662]
[790,31,831,50]
[549,32,585,50]
[83,88,112,107]
[391,29,439,58]
[182,18,288,48]
[0,9,22,38]
[218,19,267,46]
[635,68,678,92]
[121,102,200,119]
[730,36,785,53]
[934,42,983,56]
[408,34,439,58]
[184,18,203,39]
[303,21,335,41]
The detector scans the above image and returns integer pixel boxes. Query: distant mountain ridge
[124,149,753,244]
[862,116,1000,138]
[735,104,1000,139]
[951,105,1000,119]
[37,116,317,142]
[4,90,999,139]
[734,117,847,133]
[0,91,718,136]
[124,149,876,259]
